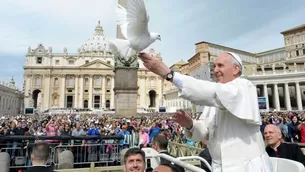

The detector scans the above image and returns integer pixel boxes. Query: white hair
[231,56,242,76]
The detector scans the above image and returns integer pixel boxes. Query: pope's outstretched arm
[172,72,223,108]
[172,72,261,125]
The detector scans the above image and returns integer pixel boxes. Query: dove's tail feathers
[108,39,119,56]
[108,39,131,58]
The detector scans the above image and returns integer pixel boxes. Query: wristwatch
[166,70,174,81]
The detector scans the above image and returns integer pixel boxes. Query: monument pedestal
[114,68,138,118]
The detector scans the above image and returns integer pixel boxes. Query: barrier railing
[0,135,123,141]
[0,135,124,170]
[52,143,122,167]
[2,135,304,171]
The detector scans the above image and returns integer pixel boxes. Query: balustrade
[245,63,305,76]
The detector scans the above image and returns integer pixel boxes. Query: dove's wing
[108,39,131,57]
[126,0,150,41]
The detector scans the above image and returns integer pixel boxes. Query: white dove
[109,0,161,58]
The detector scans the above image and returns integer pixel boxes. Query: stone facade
[0,78,23,115]
[164,24,305,112]
[23,22,164,112]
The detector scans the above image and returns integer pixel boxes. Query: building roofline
[187,53,199,63]
[280,24,305,35]
[195,41,256,56]
[255,47,285,56]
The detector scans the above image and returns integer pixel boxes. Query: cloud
[1,0,305,88]
[0,0,117,54]
[223,7,305,53]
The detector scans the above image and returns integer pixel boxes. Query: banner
[258,97,267,110]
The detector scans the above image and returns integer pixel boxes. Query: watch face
[168,73,173,79]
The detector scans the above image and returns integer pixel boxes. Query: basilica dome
[78,21,112,54]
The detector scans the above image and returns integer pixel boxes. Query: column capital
[44,74,51,78]
[295,81,299,84]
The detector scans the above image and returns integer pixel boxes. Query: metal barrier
[0,135,124,170]
[52,143,122,167]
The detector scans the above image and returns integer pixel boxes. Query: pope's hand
[172,110,193,129]
[138,53,171,79]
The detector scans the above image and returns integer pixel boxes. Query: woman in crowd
[289,115,301,143]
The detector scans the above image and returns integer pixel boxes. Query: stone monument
[113,0,139,117]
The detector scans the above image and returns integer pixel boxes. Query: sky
[0,0,305,88]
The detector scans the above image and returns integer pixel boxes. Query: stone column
[296,82,303,110]
[273,84,280,111]
[74,75,79,108]
[111,76,115,109]
[284,83,291,111]
[25,76,31,107]
[102,76,106,108]
[263,84,270,111]
[43,75,51,110]
[3,96,5,113]
[158,77,163,108]
[140,76,146,107]
[88,75,93,109]
[79,76,84,108]
[60,75,66,108]
[160,78,164,106]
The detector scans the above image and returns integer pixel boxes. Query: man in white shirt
[139,52,273,172]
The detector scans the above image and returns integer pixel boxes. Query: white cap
[227,52,243,74]
[227,52,242,67]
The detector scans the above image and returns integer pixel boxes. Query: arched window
[84,100,88,108]
[95,76,101,86]
[84,78,89,87]
[149,90,156,107]
[35,77,41,86]
[68,77,73,86]
[54,78,59,86]
[105,100,110,108]
[150,77,155,87]
[106,78,111,86]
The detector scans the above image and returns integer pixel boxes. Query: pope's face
[214,53,240,83]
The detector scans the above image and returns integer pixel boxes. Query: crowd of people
[260,110,305,143]
[0,110,304,166]
[0,113,185,167]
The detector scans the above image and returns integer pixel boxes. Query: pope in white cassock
[139,52,273,172]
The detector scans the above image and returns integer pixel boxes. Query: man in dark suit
[25,142,53,172]
[152,134,185,172]
[198,136,212,172]
[264,124,305,166]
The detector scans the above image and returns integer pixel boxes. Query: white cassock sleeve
[183,107,215,142]
[173,72,261,125]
